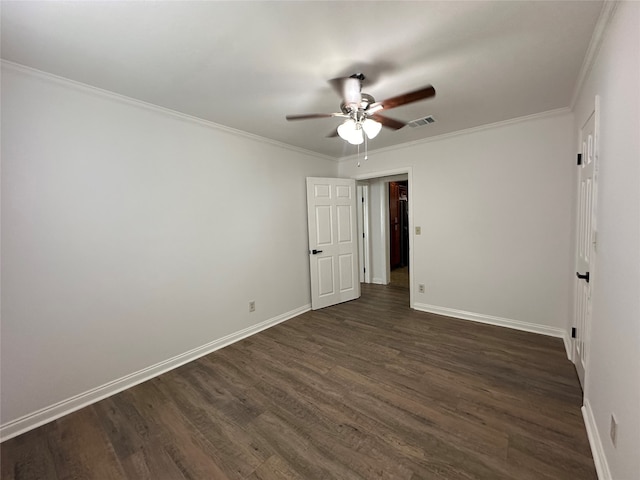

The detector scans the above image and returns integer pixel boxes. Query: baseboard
[413,303,566,338]
[372,277,385,285]
[0,304,311,442]
[582,399,612,480]
[563,332,573,360]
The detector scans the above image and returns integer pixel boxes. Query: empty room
[1,1,638,479]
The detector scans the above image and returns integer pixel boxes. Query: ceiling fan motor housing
[340,93,376,118]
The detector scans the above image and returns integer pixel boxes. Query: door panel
[315,206,333,245]
[337,205,352,243]
[307,177,360,310]
[336,184,352,198]
[338,254,354,291]
[317,257,335,296]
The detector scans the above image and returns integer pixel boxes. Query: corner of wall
[563,331,573,360]
[582,399,613,480]
[413,303,566,339]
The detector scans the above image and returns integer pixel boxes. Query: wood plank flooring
[1,283,596,479]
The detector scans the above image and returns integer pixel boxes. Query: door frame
[356,183,371,284]
[351,167,415,308]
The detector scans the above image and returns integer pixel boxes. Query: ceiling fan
[285,73,436,145]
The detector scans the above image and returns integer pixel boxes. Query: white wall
[572,3,640,478]
[0,63,337,435]
[368,179,390,284]
[339,111,576,337]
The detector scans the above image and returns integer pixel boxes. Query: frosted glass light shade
[362,118,382,139]
[338,120,364,145]
[337,119,354,140]
[348,127,364,145]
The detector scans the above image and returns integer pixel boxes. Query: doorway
[353,169,413,307]
[389,180,410,289]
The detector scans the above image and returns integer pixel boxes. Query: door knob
[576,271,590,283]
[311,249,323,255]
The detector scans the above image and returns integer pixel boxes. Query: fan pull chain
[357,132,370,168]
[364,132,368,162]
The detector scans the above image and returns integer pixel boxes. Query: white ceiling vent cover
[408,115,436,128]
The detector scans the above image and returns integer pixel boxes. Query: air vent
[408,115,436,128]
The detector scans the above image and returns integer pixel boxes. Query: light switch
[415,226,422,235]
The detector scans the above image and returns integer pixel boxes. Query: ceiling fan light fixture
[348,127,364,145]
[338,120,364,145]
[362,118,382,139]
[286,75,435,149]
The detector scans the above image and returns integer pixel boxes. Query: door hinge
[576,271,590,283]
[363,232,365,238]
[362,197,365,203]
[577,153,582,166]
[363,267,366,273]
[571,327,577,338]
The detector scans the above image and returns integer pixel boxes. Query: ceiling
[1,1,604,159]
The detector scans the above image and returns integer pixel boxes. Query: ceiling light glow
[362,118,382,139]
[338,118,380,145]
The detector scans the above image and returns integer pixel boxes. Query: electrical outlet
[418,284,425,293]
[610,414,618,447]
[249,301,256,313]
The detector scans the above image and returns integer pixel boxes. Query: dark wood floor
[1,283,596,480]
[390,266,409,289]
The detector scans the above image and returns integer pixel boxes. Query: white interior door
[574,110,597,388]
[307,177,360,310]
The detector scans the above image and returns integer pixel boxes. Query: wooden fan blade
[329,77,361,105]
[370,113,406,130]
[327,129,339,138]
[286,113,335,121]
[375,85,436,111]
[328,77,345,96]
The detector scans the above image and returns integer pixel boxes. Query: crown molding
[338,107,572,162]
[570,0,619,109]
[1,60,337,163]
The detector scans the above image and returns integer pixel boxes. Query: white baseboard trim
[582,399,612,480]
[0,304,310,442]
[372,277,385,285]
[413,303,565,339]
[563,332,573,360]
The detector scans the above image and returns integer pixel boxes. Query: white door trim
[356,184,372,283]
[350,167,414,308]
